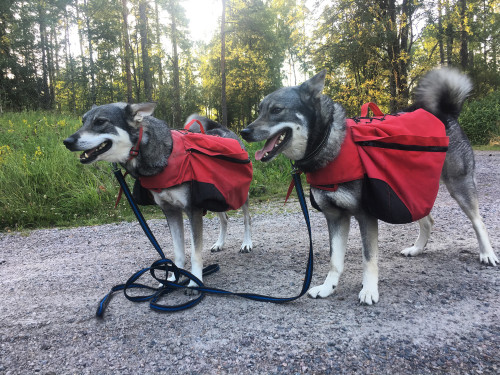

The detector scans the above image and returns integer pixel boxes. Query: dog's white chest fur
[152,184,190,209]
[311,186,360,212]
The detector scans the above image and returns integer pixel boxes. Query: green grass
[0,111,293,231]
[472,144,500,151]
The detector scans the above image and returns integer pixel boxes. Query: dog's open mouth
[79,140,112,164]
[255,130,291,162]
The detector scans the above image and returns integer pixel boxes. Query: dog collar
[128,126,144,161]
[294,123,332,171]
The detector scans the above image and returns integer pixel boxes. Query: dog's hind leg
[211,212,228,252]
[186,208,205,294]
[239,199,253,253]
[357,214,379,305]
[163,208,186,281]
[443,175,498,266]
[308,211,350,299]
[401,215,434,257]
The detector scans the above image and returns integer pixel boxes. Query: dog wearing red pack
[241,67,498,304]
[64,104,253,293]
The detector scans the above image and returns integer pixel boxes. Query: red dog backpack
[140,123,253,212]
[307,103,449,224]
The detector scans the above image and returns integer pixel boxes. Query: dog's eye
[271,107,283,114]
[94,118,107,126]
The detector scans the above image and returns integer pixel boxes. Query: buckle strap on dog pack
[184,119,205,134]
[360,102,384,117]
[96,163,313,317]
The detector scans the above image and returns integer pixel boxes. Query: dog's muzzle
[240,127,259,142]
[239,128,251,141]
[63,135,79,151]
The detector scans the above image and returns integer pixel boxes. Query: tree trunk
[48,25,57,108]
[398,0,411,107]
[154,0,164,88]
[385,0,399,112]
[37,1,51,109]
[220,0,227,127]
[121,0,133,102]
[64,6,76,112]
[169,0,181,127]
[437,0,445,65]
[445,0,453,65]
[83,0,96,105]
[139,1,152,101]
[459,0,469,69]
[76,0,89,107]
[133,21,141,101]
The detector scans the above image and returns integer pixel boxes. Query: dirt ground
[1,151,499,374]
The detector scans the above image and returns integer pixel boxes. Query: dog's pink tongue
[255,134,280,161]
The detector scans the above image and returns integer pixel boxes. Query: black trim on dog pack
[187,148,252,164]
[357,140,449,153]
[96,163,314,317]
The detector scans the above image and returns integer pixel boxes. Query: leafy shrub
[459,91,500,145]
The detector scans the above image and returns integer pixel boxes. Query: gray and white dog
[64,103,252,291]
[240,68,497,304]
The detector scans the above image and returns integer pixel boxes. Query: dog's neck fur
[121,116,173,178]
[294,95,347,173]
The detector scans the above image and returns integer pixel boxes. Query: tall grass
[0,111,292,230]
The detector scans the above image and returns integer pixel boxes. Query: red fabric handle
[185,119,205,134]
[360,102,384,117]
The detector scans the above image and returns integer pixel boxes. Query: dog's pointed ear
[126,102,157,124]
[299,70,326,102]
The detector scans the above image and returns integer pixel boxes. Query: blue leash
[96,163,313,317]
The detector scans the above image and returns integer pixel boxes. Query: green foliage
[459,91,500,145]
[0,111,292,230]
[2,0,499,128]
[198,0,300,127]
[244,142,292,198]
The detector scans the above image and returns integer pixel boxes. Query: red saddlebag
[140,129,252,212]
[307,103,449,224]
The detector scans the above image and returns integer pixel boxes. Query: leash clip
[290,161,300,175]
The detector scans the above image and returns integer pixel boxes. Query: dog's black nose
[63,136,76,150]
[240,128,251,140]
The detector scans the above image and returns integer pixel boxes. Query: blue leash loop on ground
[96,163,313,317]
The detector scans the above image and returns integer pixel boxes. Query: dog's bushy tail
[413,67,472,121]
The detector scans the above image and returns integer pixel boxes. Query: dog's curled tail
[413,67,472,120]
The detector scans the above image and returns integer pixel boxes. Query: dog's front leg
[308,211,350,299]
[357,215,379,305]
[186,208,204,295]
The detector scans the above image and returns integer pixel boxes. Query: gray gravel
[1,151,499,374]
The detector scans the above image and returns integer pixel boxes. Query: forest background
[1,0,499,126]
[0,0,499,229]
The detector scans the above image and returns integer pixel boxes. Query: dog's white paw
[158,273,177,288]
[185,281,201,296]
[308,284,335,299]
[401,246,424,257]
[210,241,224,252]
[480,251,499,266]
[239,241,253,253]
[358,285,379,305]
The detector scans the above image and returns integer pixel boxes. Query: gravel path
[1,151,499,374]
